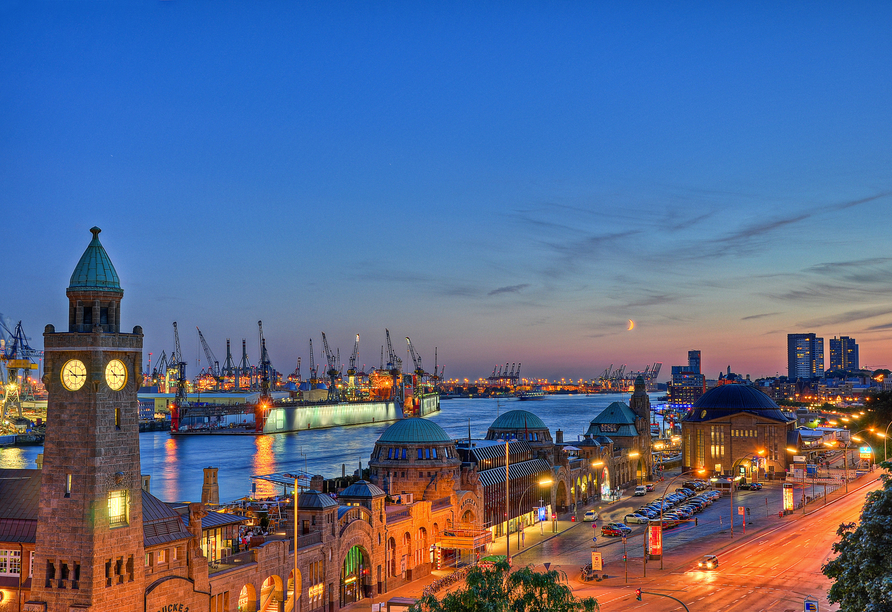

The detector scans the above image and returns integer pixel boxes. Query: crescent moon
[627,319,635,331]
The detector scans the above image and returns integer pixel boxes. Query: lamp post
[656,468,705,570]
[851,434,877,472]
[882,421,892,462]
[515,479,553,548]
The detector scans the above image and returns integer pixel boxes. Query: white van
[634,485,647,496]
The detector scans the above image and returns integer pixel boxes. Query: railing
[431,498,452,511]
[386,508,411,523]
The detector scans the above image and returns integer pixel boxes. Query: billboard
[783,483,794,511]
[648,523,663,556]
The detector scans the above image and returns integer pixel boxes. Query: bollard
[778,511,783,518]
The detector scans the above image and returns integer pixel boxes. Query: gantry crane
[0,318,42,419]
[196,327,220,389]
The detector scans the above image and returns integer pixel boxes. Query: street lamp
[656,468,705,570]
[516,479,553,547]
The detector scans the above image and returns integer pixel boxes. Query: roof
[477,458,552,488]
[340,480,386,499]
[177,508,248,529]
[683,385,792,423]
[298,489,339,510]
[142,490,193,547]
[460,439,531,463]
[68,227,122,292]
[0,469,41,520]
[590,402,639,426]
[377,418,453,444]
[488,410,548,431]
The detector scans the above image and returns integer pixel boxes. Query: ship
[516,387,546,401]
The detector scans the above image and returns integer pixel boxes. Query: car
[698,554,719,569]
[606,522,632,535]
[634,485,647,496]
[624,513,649,524]
[645,483,655,492]
[738,483,752,490]
[601,525,625,537]
[583,510,599,522]
[661,518,681,529]
[750,482,763,490]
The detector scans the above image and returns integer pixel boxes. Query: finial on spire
[90,226,102,239]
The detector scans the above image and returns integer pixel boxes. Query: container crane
[384,329,403,402]
[221,339,236,380]
[321,332,341,401]
[0,318,42,419]
[237,339,252,389]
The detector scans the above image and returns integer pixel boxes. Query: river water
[0,393,647,503]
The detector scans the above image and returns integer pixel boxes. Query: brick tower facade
[27,228,145,611]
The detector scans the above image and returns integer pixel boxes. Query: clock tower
[28,227,145,611]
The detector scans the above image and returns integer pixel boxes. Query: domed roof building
[681,384,796,479]
[369,418,462,502]
[485,409,553,444]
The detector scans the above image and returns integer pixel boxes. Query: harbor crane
[0,318,42,419]
[308,338,320,389]
[237,339,252,389]
[406,337,425,379]
[196,327,220,385]
[221,339,236,379]
[384,329,403,402]
[172,322,188,410]
[258,321,272,401]
[288,356,301,384]
[321,332,341,401]
[347,334,360,377]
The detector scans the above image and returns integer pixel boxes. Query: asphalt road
[511,473,880,611]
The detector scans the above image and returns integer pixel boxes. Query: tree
[823,462,892,611]
[411,560,599,612]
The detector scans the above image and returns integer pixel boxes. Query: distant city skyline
[3,2,891,380]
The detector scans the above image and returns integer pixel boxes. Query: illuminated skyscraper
[787,333,824,379]
[829,336,859,372]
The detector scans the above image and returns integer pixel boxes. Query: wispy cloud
[799,306,892,328]
[488,284,530,297]
[865,322,892,331]
[741,312,780,321]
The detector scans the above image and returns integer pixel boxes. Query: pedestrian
[522,531,525,547]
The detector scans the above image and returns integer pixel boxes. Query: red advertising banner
[648,523,662,556]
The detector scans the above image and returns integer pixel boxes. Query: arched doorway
[555,480,569,511]
[636,456,646,484]
[260,575,283,612]
[238,584,258,612]
[341,545,371,606]
[387,537,397,578]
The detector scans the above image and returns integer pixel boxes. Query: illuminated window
[108,490,128,528]
[0,549,22,576]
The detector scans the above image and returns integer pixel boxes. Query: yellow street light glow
[538,479,553,486]
[852,436,863,442]
[592,461,604,467]
[629,452,640,458]
[786,447,799,453]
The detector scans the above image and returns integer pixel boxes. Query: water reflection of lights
[253,436,276,497]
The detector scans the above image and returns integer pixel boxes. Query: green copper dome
[68,227,121,292]
[489,409,548,431]
[377,418,453,444]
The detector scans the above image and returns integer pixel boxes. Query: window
[83,306,93,326]
[108,490,128,528]
[156,549,166,564]
[431,447,437,459]
[387,448,393,459]
[65,473,72,498]
[0,549,22,576]
[401,449,407,460]
[425,448,431,459]
[418,448,424,460]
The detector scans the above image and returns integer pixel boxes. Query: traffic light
[636,589,642,601]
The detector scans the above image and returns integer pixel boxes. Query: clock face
[105,359,128,391]
[61,359,87,391]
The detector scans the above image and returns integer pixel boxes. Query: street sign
[592,537,597,542]
[737,506,745,515]
[591,552,603,571]
[793,455,806,463]
[804,595,819,611]
[544,563,551,571]
[807,464,817,476]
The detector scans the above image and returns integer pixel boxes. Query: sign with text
[793,455,806,463]
[737,506,744,515]
[591,551,603,571]
[783,483,794,511]
[648,523,662,556]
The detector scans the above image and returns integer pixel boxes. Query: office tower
[787,333,824,379]
[688,350,701,375]
[829,336,859,372]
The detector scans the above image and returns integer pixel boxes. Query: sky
[2,1,892,382]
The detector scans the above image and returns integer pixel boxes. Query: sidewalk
[341,497,631,611]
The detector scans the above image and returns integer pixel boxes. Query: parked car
[738,483,753,490]
[624,513,649,524]
[606,522,632,535]
[661,518,681,529]
[645,483,655,492]
[583,510,599,522]
[750,482,763,490]
[698,554,719,569]
[601,525,625,537]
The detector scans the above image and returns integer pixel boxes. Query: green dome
[489,409,547,431]
[68,227,121,292]
[377,418,452,444]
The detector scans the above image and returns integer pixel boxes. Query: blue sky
[2,1,891,381]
